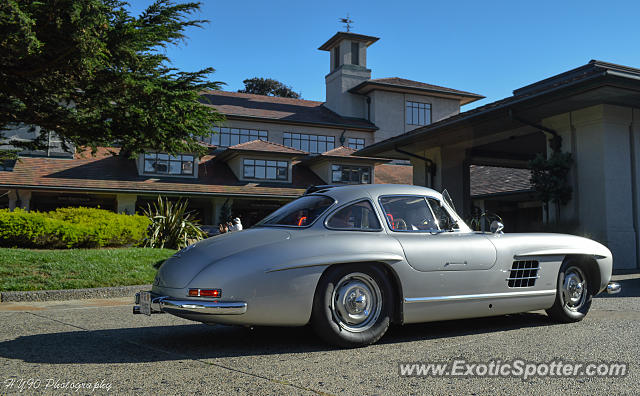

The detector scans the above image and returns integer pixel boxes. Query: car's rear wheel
[546,260,592,323]
[311,264,393,348]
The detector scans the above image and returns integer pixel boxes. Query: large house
[359,60,640,270]
[0,32,482,226]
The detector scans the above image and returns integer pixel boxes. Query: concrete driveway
[0,274,638,395]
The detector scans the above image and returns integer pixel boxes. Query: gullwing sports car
[134,184,621,347]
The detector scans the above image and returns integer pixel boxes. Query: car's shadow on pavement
[0,312,554,364]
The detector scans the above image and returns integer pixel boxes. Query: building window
[283,132,335,153]
[200,127,267,147]
[332,164,371,184]
[351,42,359,65]
[406,101,432,126]
[347,137,365,150]
[144,153,195,176]
[333,46,340,69]
[243,159,288,181]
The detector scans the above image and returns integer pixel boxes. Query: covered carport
[358,60,640,270]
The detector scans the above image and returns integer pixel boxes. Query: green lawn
[0,248,176,291]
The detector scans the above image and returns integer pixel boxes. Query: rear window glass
[326,200,381,230]
[379,196,438,231]
[256,195,334,227]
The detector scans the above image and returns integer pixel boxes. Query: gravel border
[0,284,151,302]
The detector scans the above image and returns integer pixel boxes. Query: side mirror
[490,221,504,234]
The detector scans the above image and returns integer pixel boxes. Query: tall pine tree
[0,0,224,157]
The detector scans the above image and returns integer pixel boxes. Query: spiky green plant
[142,196,207,249]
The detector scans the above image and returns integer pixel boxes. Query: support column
[17,190,31,211]
[211,197,232,225]
[116,194,137,215]
[7,190,17,211]
[441,146,470,218]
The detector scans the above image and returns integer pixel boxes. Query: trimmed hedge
[0,207,150,248]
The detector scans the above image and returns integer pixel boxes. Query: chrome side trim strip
[404,289,556,303]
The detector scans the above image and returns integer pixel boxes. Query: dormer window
[332,164,371,184]
[143,153,195,176]
[243,159,288,181]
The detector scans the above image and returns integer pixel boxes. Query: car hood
[155,228,291,288]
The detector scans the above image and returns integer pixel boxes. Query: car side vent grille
[507,260,540,288]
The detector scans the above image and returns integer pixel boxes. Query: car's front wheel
[546,260,592,323]
[311,264,393,348]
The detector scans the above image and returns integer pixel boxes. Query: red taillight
[188,288,221,298]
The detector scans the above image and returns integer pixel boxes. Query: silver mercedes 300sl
[134,184,621,347]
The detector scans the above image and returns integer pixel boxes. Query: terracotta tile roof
[470,165,533,197]
[305,146,391,164]
[227,139,307,154]
[374,164,413,184]
[366,77,484,98]
[200,91,377,130]
[323,146,358,157]
[0,148,322,198]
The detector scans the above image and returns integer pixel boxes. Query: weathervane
[339,14,353,32]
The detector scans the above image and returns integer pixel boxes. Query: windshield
[255,195,335,227]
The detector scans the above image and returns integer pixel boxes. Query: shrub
[0,207,150,249]
[143,197,207,249]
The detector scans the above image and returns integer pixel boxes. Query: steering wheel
[395,218,408,230]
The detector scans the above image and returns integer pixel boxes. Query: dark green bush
[0,207,150,248]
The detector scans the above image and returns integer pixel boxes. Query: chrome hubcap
[561,266,587,311]
[331,273,382,332]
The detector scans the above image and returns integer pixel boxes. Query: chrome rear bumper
[133,292,247,316]
[606,282,621,295]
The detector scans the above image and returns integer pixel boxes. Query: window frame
[405,101,432,126]
[143,152,195,177]
[331,164,372,184]
[378,194,452,233]
[283,132,336,153]
[347,137,365,150]
[256,194,336,229]
[324,198,384,232]
[202,127,268,147]
[242,158,289,181]
[351,42,359,65]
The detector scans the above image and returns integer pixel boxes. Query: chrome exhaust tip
[606,282,621,294]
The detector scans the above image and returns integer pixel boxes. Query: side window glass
[379,196,438,231]
[427,198,459,230]
[327,200,381,230]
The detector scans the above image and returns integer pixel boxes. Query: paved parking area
[0,275,638,395]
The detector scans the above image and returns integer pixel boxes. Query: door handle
[445,261,467,266]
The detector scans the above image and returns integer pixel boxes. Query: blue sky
[129,0,640,109]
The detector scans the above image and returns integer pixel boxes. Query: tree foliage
[238,77,300,98]
[0,0,224,157]
[529,151,573,221]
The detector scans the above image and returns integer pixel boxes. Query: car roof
[308,184,443,202]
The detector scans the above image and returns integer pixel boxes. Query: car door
[378,195,497,273]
